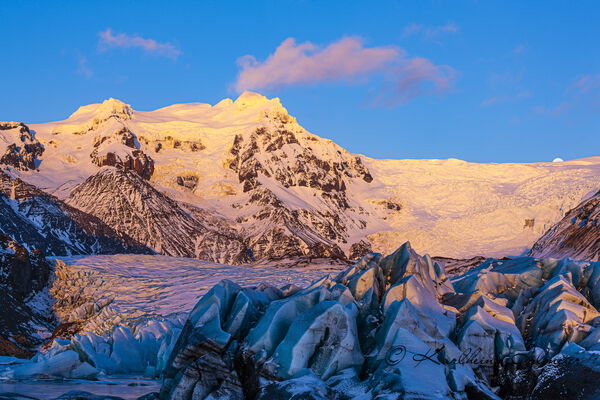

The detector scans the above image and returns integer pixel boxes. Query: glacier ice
[4,244,600,399]
[156,244,600,399]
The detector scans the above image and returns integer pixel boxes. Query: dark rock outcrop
[90,127,155,179]
[92,150,155,180]
[530,190,600,261]
[0,122,44,171]
[530,348,600,400]
[0,171,149,256]
[0,236,54,357]
[349,240,373,260]
[0,235,49,299]
[229,126,372,197]
[224,117,374,261]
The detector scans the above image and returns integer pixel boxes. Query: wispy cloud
[533,73,600,117]
[379,57,456,105]
[480,91,531,107]
[77,56,93,78]
[568,73,600,94]
[234,36,456,105]
[401,22,459,43]
[98,28,181,59]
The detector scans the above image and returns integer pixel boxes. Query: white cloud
[98,28,181,59]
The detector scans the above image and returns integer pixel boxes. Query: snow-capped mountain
[2,92,599,261]
[0,170,149,256]
[65,167,250,264]
[530,190,600,261]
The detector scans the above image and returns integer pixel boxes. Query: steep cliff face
[0,171,148,256]
[0,122,44,171]
[90,126,155,180]
[65,167,251,264]
[229,120,372,196]
[530,190,600,261]
[0,235,54,357]
[226,110,374,259]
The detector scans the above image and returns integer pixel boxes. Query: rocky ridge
[65,167,251,264]
[0,170,149,256]
[530,190,600,261]
[0,122,44,171]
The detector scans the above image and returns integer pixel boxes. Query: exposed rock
[66,167,251,264]
[176,175,199,190]
[0,335,34,359]
[0,235,49,299]
[349,240,373,260]
[229,125,371,196]
[137,135,205,153]
[530,190,600,261]
[0,170,150,256]
[92,150,155,179]
[0,236,54,357]
[90,127,155,179]
[432,256,488,276]
[0,122,43,171]
[236,187,348,261]
[225,116,374,261]
[530,346,600,399]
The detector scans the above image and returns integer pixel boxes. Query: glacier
[3,243,600,399]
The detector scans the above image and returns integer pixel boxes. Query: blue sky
[1,0,599,162]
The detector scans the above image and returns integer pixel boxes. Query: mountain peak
[234,91,283,111]
[69,98,133,122]
[95,98,133,120]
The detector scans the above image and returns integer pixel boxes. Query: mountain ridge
[0,92,598,261]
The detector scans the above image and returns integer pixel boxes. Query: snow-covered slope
[364,157,600,257]
[65,168,250,264]
[3,93,599,260]
[530,190,600,261]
